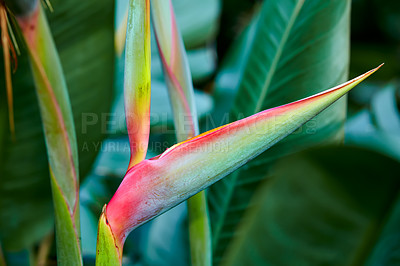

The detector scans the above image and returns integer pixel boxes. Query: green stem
[188,193,212,266]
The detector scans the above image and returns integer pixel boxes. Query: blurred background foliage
[1,0,400,265]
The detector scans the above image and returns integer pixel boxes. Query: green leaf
[50,173,81,264]
[17,4,82,264]
[210,12,258,127]
[208,0,351,261]
[223,146,400,265]
[0,0,114,250]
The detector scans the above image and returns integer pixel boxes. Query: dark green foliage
[223,146,400,266]
[0,0,114,250]
[4,0,37,16]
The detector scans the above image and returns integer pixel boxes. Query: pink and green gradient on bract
[97,64,382,264]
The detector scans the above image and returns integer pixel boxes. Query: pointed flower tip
[349,63,383,86]
[368,63,384,75]
[355,63,383,81]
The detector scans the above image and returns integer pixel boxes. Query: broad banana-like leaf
[15,3,81,265]
[124,0,151,169]
[152,0,211,264]
[97,66,381,265]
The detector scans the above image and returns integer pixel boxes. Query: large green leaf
[223,146,400,265]
[0,0,114,250]
[208,0,351,261]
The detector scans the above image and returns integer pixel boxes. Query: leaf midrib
[254,0,305,114]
